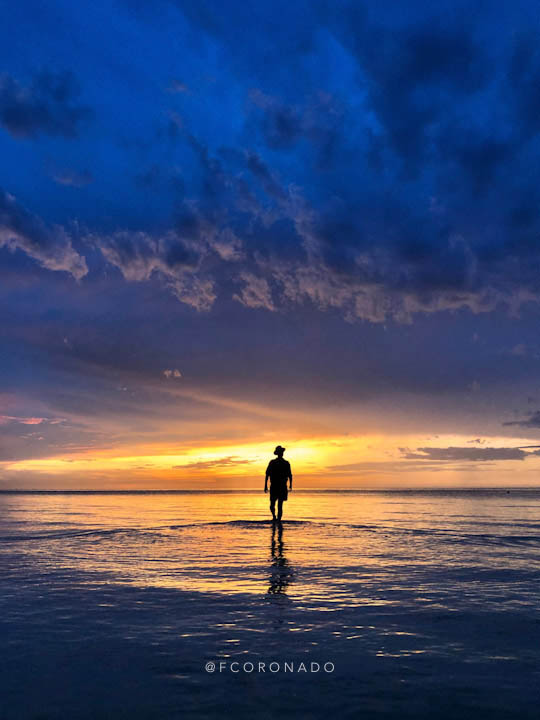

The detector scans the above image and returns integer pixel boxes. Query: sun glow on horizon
[1,436,354,476]
[4,432,540,489]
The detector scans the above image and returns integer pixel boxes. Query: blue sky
[3,1,540,486]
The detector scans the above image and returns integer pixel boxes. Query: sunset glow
[5,431,540,488]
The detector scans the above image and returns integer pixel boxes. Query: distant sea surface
[2,489,540,719]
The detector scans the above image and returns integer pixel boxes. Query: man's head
[274,445,285,457]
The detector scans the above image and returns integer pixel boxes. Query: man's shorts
[270,482,288,502]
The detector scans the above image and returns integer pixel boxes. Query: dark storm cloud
[105,1,540,323]
[5,2,540,327]
[0,71,92,139]
[0,189,87,278]
[339,20,485,171]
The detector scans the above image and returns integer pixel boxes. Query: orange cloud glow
[4,432,540,489]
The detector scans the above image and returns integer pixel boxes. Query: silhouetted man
[264,445,292,522]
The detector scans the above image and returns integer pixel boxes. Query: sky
[3,0,540,488]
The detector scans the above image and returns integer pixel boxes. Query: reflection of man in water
[264,445,292,522]
[268,522,293,595]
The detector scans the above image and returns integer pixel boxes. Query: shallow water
[1,490,540,719]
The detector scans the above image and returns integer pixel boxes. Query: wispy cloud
[173,456,254,471]
[400,446,531,462]
[503,412,540,428]
[233,272,275,311]
[52,168,93,187]
[0,415,64,425]
[166,80,189,94]
[91,230,215,310]
[163,369,182,379]
[0,190,87,279]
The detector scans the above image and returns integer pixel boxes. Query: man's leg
[270,497,276,520]
[277,499,283,521]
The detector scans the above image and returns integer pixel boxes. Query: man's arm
[288,463,293,490]
[264,463,270,493]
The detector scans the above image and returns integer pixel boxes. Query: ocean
[1,489,540,719]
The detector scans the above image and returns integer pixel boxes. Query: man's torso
[267,458,290,484]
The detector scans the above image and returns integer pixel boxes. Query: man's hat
[274,445,286,455]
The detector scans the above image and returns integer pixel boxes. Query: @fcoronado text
[205,661,335,674]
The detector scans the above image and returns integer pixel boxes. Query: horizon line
[0,487,537,494]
